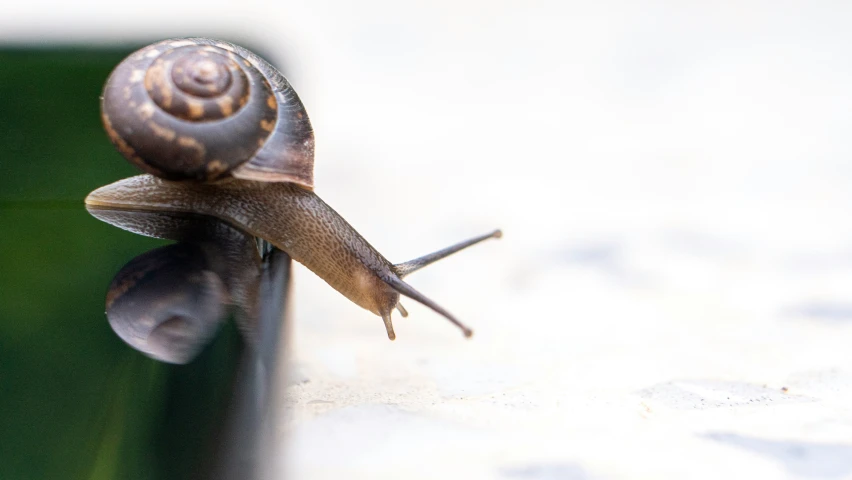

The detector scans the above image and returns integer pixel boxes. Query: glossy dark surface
[0,47,278,480]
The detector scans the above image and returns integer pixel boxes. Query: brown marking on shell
[130,69,145,83]
[143,69,152,90]
[103,114,136,160]
[177,136,207,158]
[216,95,235,116]
[205,159,229,177]
[102,114,167,178]
[148,122,177,141]
[266,95,277,110]
[157,85,173,109]
[145,60,174,109]
[186,99,205,119]
[260,119,275,132]
[138,103,156,120]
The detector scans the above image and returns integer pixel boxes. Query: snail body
[88,38,500,340]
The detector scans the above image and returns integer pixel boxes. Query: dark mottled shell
[102,38,315,188]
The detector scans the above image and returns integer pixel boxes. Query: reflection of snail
[87,38,501,340]
[93,209,264,364]
[106,243,229,364]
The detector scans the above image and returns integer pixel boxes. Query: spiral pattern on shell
[102,38,315,186]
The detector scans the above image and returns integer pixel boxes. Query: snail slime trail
[87,37,501,341]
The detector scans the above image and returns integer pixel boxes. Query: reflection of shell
[101,38,315,187]
[106,243,228,364]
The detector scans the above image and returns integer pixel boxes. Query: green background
[0,48,243,480]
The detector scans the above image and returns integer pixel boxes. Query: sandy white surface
[5,2,852,479]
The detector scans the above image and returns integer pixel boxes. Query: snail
[86,38,501,341]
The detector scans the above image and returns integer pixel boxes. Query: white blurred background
[5,2,852,479]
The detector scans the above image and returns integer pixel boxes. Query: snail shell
[106,243,229,364]
[101,38,314,187]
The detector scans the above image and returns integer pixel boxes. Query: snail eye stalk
[393,229,503,278]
